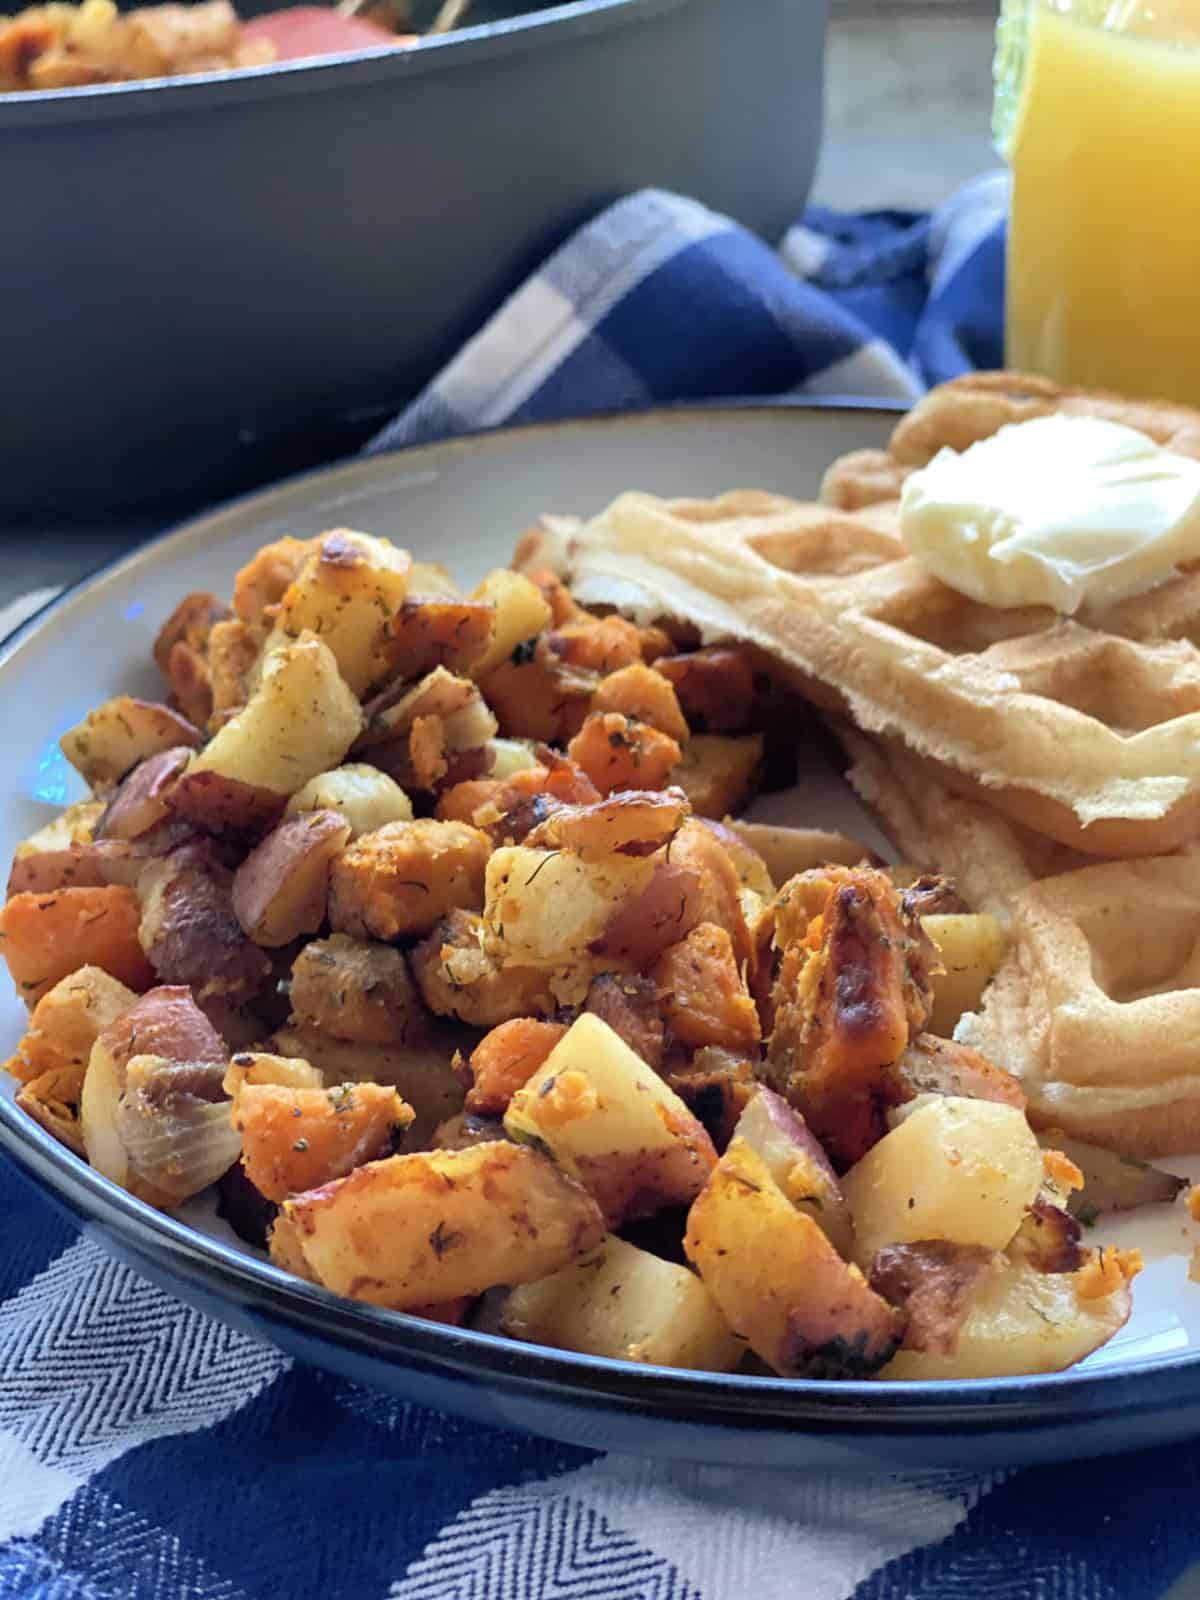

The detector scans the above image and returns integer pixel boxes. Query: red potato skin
[168,769,287,835]
[99,985,227,1072]
[231,810,351,947]
[96,747,193,842]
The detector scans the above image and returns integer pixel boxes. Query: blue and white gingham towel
[5,175,1197,1600]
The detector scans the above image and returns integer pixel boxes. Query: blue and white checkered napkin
[4,175,1198,1600]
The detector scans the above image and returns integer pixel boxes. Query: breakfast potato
[1037,1132,1186,1218]
[271,1026,464,1141]
[360,667,496,754]
[4,965,136,1093]
[841,1095,1045,1269]
[583,973,665,1072]
[662,1047,756,1149]
[231,810,351,947]
[6,840,130,897]
[673,734,764,818]
[501,1234,742,1372]
[233,1081,413,1202]
[280,1141,606,1310]
[684,1138,901,1378]
[567,712,682,795]
[483,845,655,981]
[223,1050,324,1096]
[589,663,690,744]
[284,764,413,839]
[171,633,363,827]
[0,886,154,1004]
[232,536,320,622]
[464,1018,568,1115]
[503,1013,717,1224]
[468,570,553,678]
[153,590,230,676]
[289,934,425,1047]
[60,696,201,792]
[886,1034,1026,1113]
[922,913,1008,1035]
[879,1253,1135,1381]
[95,747,192,842]
[382,595,495,681]
[138,845,270,1001]
[523,789,689,863]
[207,618,261,724]
[329,819,490,941]
[269,530,411,696]
[733,1088,854,1260]
[12,798,103,860]
[655,648,756,733]
[410,909,557,1027]
[651,922,760,1051]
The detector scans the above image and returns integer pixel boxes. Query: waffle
[957,851,1200,1157]
[838,724,1092,922]
[549,471,1200,858]
[821,370,1200,510]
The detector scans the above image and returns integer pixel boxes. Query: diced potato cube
[469,570,552,678]
[841,1095,1044,1268]
[60,697,200,791]
[922,913,1008,1036]
[271,530,410,695]
[483,846,654,974]
[503,1012,716,1224]
[673,734,764,818]
[502,1234,741,1371]
[176,633,363,808]
[329,819,490,940]
[284,764,414,839]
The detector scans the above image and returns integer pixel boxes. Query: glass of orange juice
[997,0,1200,404]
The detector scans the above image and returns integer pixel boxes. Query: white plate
[3,403,1199,1466]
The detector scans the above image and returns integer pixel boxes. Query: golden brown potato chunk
[672,734,764,819]
[329,819,490,941]
[289,934,426,1046]
[231,810,351,948]
[589,663,689,745]
[410,910,557,1026]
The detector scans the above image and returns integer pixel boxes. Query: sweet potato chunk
[567,713,681,795]
[652,922,760,1052]
[329,819,490,941]
[207,618,261,724]
[289,934,425,1046]
[435,758,599,838]
[382,596,495,680]
[545,615,642,677]
[476,653,591,745]
[1,887,154,1004]
[281,1142,605,1310]
[765,867,938,1169]
[410,910,556,1026]
[232,810,351,947]
[5,966,136,1093]
[464,1018,568,1116]
[589,663,689,744]
[656,648,756,733]
[234,1081,413,1202]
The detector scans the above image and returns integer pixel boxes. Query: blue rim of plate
[1,396,1183,1439]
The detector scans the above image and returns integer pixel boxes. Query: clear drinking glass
[996,0,1200,405]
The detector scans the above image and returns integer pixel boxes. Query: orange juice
[1006,4,1200,405]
